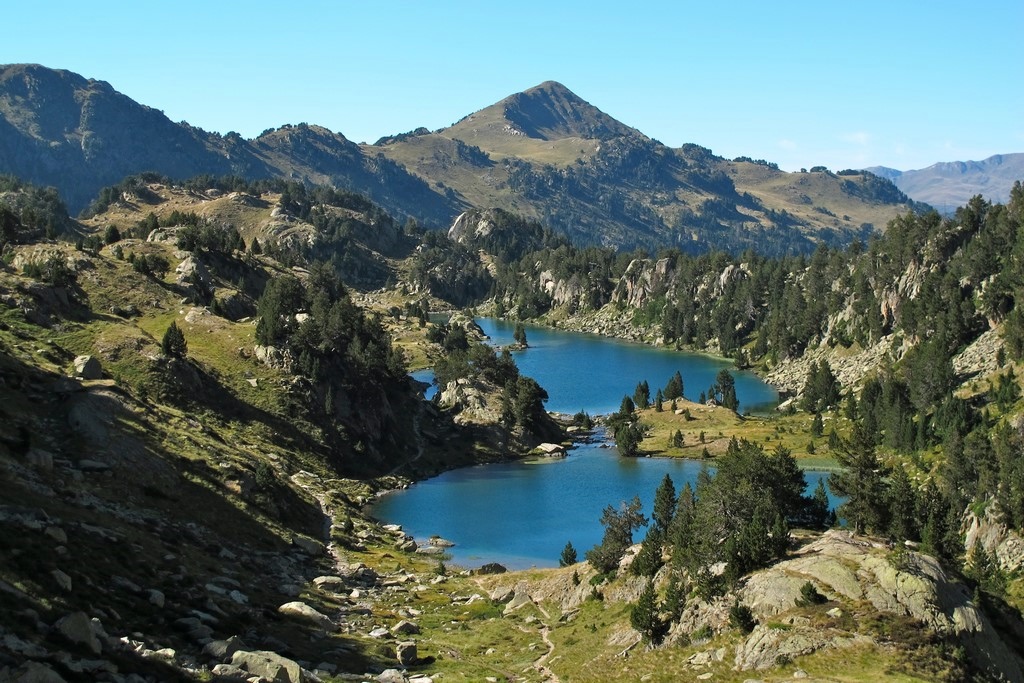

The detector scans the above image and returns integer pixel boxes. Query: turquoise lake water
[377,319,827,570]
[473,318,778,416]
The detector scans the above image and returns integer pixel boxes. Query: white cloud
[841,131,871,146]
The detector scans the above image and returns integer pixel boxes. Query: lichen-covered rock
[734,623,871,670]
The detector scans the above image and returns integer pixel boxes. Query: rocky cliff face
[611,257,675,308]
[965,503,1024,573]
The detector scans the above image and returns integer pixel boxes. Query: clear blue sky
[5,1,1022,172]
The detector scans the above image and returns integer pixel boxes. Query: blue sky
[5,1,1022,172]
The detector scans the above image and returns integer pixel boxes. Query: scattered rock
[415,545,445,555]
[231,649,303,683]
[203,635,249,661]
[56,611,102,654]
[396,640,418,666]
[536,442,565,456]
[313,575,346,591]
[25,448,54,471]
[378,670,408,683]
[210,662,249,680]
[278,601,334,631]
[391,619,420,635]
[504,585,534,614]
[44,526,67,544]
[72,355,102,380]
[292,535,325,556]
[489,585,515,603]
[475,562,507,575]
[428,536,455,547]
[4,661,68,682]
[50,569,72,592]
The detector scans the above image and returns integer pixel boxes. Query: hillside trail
[471,576,562,682]
[531,600,561,682]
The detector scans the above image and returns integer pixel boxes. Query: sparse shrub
[253,461,276,490]
[796,580,827,606]
[23,254,75,287]
[729,600,756,633]
[691,624,713,642]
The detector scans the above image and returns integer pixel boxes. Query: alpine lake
[374,319,834,570]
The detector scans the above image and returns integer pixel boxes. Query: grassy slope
[727,162,909,232]
[633,397,845,468]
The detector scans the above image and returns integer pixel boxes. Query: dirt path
[531,601,561,682]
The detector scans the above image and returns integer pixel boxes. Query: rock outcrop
[964,505,1024,573]
[738,530,1021,679]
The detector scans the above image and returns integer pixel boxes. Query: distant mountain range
[1,63,925,253]
[866,153,1023,211]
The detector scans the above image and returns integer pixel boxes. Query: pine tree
[664,370,684,400]
[716,369,739,411]
[630,581,663,644]
[663,572,685,621]
[586,497,648,574]
[513,321,528,347]
[829,422,889,535]
[652,474,677,534]
[630,528,663,577]
[654,388,664,412]
[559,541,578,567]
[887,466,918,542]
[811,413,824,437]
[161,321,187,358]
[633,380,651,409]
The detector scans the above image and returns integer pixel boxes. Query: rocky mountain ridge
[867,152,1024,210]
[2,64,920,255]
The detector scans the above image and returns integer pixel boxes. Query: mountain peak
[500,81,639,141]
[444,81,641,143]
